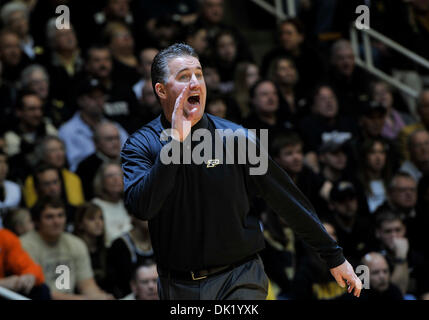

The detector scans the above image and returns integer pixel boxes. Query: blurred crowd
[1,0,429,300]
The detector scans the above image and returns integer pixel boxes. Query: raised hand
[171,84,192,142]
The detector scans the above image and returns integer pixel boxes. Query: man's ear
[155,83,166,100]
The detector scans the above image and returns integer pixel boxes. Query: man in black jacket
[121,43,361,300]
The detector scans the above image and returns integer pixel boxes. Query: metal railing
[250,0,429,102]
[350,25,429,99]
[249,0,295,22]
[0,286,30,300]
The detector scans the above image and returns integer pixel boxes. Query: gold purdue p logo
[206,159,220,168]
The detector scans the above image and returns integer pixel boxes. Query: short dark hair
[131,259,157,282]
[31,196,65,223]
[375,210,404,229]
[270,132,303,157]
[151,43,198,101]
[15,89,40,110]
[278,18,305,36]
[388,171,416,191]
[85,43,111,62]
[74,202,104,239]
[33,164,60,191]
[249,78,274,100]
[310,83,334,106]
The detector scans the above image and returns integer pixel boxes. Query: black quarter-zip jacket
[121,113,345,272]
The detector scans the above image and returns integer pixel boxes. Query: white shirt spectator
[92,197,132,248]
[59,112,128,172]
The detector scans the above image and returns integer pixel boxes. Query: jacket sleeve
[246,131,345,269]
[4,230,44,285]
[121,132,181,220]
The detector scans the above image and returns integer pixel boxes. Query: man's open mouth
[187,94,200,105]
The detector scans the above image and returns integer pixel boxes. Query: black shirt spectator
[261,18,327,93]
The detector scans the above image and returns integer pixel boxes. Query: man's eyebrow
[176,66,203,75]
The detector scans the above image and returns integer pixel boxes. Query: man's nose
[189,74,200,89]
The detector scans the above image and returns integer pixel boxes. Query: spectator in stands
[203,62,221,93]
[374,211,429,299]
[261,18,326,92]
[58,78,128,172]
[206,93,227,119]
[375,172,418,234]
[244,79,292,146]
[328,39,371,116]
[195,0,253,60]
[4,90,57,157]
[196,0,225,39]
[4,90,57,184]
[0,2,38,60]
[20,197,114,300]
[359,252,403,300]
[129,80,163,133]
[211,29,251,92]
[32,165,78,232]
[88,0,135,47]
[400,129,429,183]
[76,121,121,200]
[297,85,357,173]
[348,100,400,173]
[398,89,429,161]
[183,24,208,57]
[23,135,84,209]
[357,138,393,214]
[132,47,158,102]
[233,61,259,119]
[92,163,132,247]
[74,202,109,291]
[318,140,350,184]
[327,180,375,266]
[2,208,34,236]
[107,215,154,299]
[122,260,158,300]
[0,29,30,86]
[371,80,414,140]
[269,56,309,127]
[44,19,84,104]
[20,64,71,128]
[0,227,49,299]
[83,44,139,132]
[358,102,387,139]
[0,151,21,227]
[103,22,139,85]
[271,132,329,209]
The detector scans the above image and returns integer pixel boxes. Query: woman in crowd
[233,61,260,119]
[92,162,132,248]
[371,80,414,140]
[357,138,393,213]
[74,202,109,291]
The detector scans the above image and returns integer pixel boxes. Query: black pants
[157,255,269,300]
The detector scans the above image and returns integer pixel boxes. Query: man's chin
[185,104,204,122]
